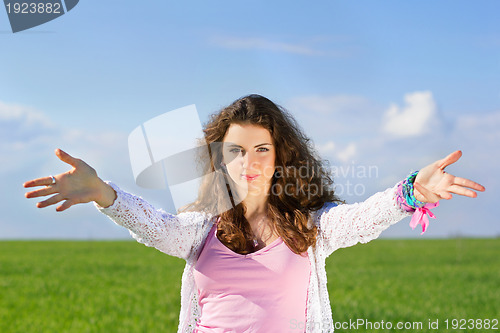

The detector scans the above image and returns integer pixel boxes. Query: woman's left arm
[315,150,485,257]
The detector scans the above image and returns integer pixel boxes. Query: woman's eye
[229,147,268,153]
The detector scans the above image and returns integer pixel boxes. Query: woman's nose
[242,152,259,170]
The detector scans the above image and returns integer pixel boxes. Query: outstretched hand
[23,149,116,211]
[413,150,485,203]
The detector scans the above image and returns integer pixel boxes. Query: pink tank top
[193,222,311,332]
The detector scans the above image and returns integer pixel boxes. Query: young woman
[24,94,485,332]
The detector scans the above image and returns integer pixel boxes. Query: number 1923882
[5,2,62,14]
[444,318,498,330]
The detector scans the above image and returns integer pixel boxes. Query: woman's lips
[241,174,259,181]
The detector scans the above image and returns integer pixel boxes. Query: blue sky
[1,1,499,239]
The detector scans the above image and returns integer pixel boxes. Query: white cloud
[285,94,379,145]
[337,142,357,163]
[209,34,360,58]
[455,110,500,141]
[0,101,55,147]
[0,100,52,127]
[288,95,369,115]
[210,35,323,56]
[382,91,437,137]
[0,100,128,174]
[314,140,357,164]
[0,100,128,180]
[315,140,335,154]
[448,110,500,175]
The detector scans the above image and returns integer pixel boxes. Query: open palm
[414,150,485,203]
[24,149,115,211]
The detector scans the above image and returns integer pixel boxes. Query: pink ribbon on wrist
[409,201,439,235]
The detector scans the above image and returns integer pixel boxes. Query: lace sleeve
[314,183,412,257]
[95,182,212,260]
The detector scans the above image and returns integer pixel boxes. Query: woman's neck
[242,193,269,220]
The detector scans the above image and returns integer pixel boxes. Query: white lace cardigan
[95,182,412,333]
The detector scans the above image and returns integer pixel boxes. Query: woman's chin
[232,181,268,196]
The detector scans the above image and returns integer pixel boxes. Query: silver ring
[49,175,56,186]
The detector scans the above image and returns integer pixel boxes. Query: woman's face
[222,123,276,197]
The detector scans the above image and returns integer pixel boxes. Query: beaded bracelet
[401,171,426,209]
[396,171,439,235]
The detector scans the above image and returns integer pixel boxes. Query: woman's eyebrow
[227,143,272,148]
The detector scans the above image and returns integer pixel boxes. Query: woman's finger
[436,191,453,200]
[438,150,462,170]
[452,176,486,192]
[55,148,80,168]
[25,185,58,199]
[37,194,64,208]
[23,175,57,188]
[56,199,75,212]
[448,184,479,198]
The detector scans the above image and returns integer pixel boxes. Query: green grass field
[0,239,498,332]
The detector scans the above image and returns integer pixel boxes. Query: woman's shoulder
[307,201,340,226]
[175,210,216,226]
[313,201,341,214]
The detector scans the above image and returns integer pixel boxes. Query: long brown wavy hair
[179,94,341,255]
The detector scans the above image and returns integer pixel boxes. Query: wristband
[401,171,426,209]
[396,171,439,235]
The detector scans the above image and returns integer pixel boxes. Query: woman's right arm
[24,149,210,260]
[95,181,211,259]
